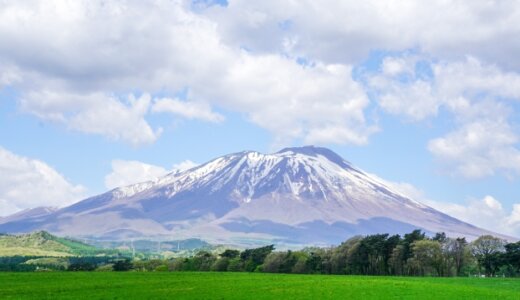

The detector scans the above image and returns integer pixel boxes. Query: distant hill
[88,238,212,254]
[0,231,218,258]
[0,231,101,257]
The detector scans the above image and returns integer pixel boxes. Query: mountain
[0,231,99,257]
[0,146,507,246]
[0,207,57,225]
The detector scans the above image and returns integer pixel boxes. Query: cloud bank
[0,147,85,216]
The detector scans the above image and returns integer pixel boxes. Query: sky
[0,0,520,236]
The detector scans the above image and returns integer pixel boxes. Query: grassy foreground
[1,272,519,299]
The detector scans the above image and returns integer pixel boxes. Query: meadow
[1,272,519,299]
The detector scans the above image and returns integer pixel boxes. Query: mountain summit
[0,146,501,245]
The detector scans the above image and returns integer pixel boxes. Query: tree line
[150,231,519,277]
[2,230,519,276]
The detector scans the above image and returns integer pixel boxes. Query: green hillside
[0,231,100,257]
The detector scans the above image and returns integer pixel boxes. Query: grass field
[1,272,519,299]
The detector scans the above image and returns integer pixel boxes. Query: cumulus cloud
[1,0,520,177]
[104,160,168,190]
[423,195,520,238]
[20,91,162,145]
[386,180,520,237]
[366,54,520,178]
[428,119,520,178]
[105,159,199,189]
[0,0,229,145]
[0,0,377,146]
[214,54,377,145]
[204,1,520,69]
[368,55,439,121]
[172,160,199,172]
[152,98,224,123]
[0,63,21,88]
[0,147,86,216]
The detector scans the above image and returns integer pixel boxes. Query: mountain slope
[0,207,57,225]
[0,146,507,245]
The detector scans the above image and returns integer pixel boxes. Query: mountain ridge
[0,146,510,246]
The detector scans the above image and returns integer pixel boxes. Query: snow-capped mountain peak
[0,146,507,245]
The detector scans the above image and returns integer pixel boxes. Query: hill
[0,231,100,257]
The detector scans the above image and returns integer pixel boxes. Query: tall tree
[333,236,362,274]
[471,235,506,276]
[240,245,275,272]
[400,229,426,275]
[444,237,468,276]
[410,240,443,276]
[504,241,520,275]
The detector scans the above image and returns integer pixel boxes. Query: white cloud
[384,180,426,201]
[369,62,439,121]
[104,160,168,190]
[213,54,377,145]
[20,91,162,145]
[104,159,199,189]
[152,98,224,123]
[507,204,520,229]
[428,119,520,178]
[172,160,199,172]
[434,57,520,101]
[0,0,377,146]
[382,57,414,76]
[1,0,520,169]
[423,195,520,237]
[368,55,520,121]
[386,180,520,237]
[0,147,86,216]
[0,0,229,145]
[0,63,21,88]
[367,55,520,178]
[204,1,520,69]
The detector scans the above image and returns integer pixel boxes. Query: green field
[1,272,519,299]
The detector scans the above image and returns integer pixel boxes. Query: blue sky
[1,0,520,236]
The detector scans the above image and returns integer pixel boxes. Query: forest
[3,230,519,277]
[161,231,520,277]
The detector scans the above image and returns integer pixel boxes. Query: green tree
[410,240,443,276]
[112,259,133,271]
[444,237,468,276]
[211,257,230,272]
[192,251,216,271]
[504,241,520,275]
[291,252,309,274]
[220,249,240,259]
[227,257,243,272]
[344,234,402,275]
[262,252,286,273]
[240,245,274,272]
[303,249,325,274]
[331,236,362,274]
[471,235,506,276]
[389,244,405,275]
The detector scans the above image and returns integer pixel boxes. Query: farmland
[1,272,519,299]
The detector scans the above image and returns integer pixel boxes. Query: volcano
[0,146,502,246]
